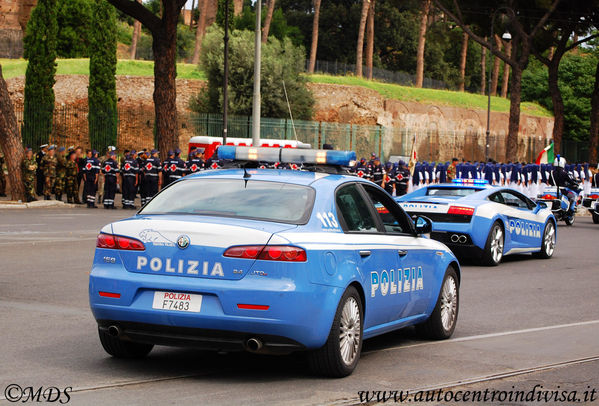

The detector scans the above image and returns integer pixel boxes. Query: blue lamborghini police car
[89,146,460,377]
[396,179,557,266]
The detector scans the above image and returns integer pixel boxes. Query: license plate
[152,291,202,313]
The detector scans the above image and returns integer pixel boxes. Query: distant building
[0,0,37,58]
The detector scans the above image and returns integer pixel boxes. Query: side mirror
[414,215,433,235]
[537,201,548,209]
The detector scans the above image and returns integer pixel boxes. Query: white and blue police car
[396,179,557,266]
[89,146,460,377]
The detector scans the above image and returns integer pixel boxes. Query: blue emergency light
[217,145,356,167]
[452,178,489,185]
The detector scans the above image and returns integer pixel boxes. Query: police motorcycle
[581,188,599,224]
[536,157,581,226]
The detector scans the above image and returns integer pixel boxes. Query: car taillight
[96,233,145,251]
[540,194,557,200]
[447,206,475,216]
[223,245,307,262]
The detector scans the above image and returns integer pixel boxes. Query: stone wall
[309,83,554,162]
[0,0,37,58]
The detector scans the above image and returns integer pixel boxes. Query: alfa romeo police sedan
[396,179,557,266]
[89,146,460,377]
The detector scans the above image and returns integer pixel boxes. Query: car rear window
[140,179,315,224]
[426,187,483,197]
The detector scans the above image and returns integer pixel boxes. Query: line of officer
[40,146,58,200]
[82,150,101,208]
[121,150,139,209]
[141,149,161,206]
[35,144,47,196]
[21,148,37,202]
[102,151,119,209]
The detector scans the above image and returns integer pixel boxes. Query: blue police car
[396,179,557,266]
[89,146,461,377]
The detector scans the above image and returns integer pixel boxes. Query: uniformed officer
[121,150,139,209]
[137,149,148,204]
[384,162,395,195]
[40,146,58,200]
[395,160,410,196]
[35,144,48,196]
[83,150,101,208]
[102,151,119,209]
[21,148,37,202]
[368,157,385,188]
[171,149,186,183]
[446,158,458,182]
[355,158,367,178]
[54,146,67,201]
[65,151,80,204]
[74,146,85,204]
[162,150,175,188]
[142,149,161,205]
[186,148,205,175]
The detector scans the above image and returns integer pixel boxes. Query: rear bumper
[89,266,342,350]
[97,320,305,354]
[430,231,483,259]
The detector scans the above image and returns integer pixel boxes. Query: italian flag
[535,142,554,165]
[408,136,418,176]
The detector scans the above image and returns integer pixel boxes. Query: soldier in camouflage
[54,146,67,201]
[40,146,58,200]
[21,148,37,202]
[65,150,80,204]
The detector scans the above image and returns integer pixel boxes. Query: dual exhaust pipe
[450,234,468,244]
[107,325,264,353]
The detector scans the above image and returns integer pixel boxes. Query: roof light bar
[217,145,356,167]
[452,178,489,185]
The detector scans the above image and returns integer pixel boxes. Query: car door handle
[359,250,371,257]
[397,250,408,257]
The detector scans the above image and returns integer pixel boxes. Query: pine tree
[88,0,117,152]
[23,0,58,148]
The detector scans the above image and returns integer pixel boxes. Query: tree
[434,0,561,160]
[22,0,58,149]
[531,0,599,153]
[458,30,467,91]
[192,0,209,64]
[56,0,93,57]
[89,0,118,152]
[365,0,375,79]
[130,0,142,59]
[490,34,501,96]
[500,39,510,97]
[590,58,599,162]
[107,0,186,160]
[415,0,431,87]
[233,0,243,16]
[355,0,370,77]
[307,0,321,73]
[0,65,25,201]
[195,27,314,120]
[479,39,486,95]
[263,0,276,43]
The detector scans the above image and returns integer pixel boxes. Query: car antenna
[243,164,251,187]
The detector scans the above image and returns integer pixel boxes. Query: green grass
[0,58,205,79]
[308,74,552,118]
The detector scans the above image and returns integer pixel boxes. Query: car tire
[98,328,154,358]
[533,221,556,259]
[592,213,599,224]
[481,221,504,266]
[308,286,363,378]
[415,266,459,340]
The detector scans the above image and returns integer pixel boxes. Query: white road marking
[365,319,599,353]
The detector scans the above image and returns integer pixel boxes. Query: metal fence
[308,60,449,90]
[12,104,592,163]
